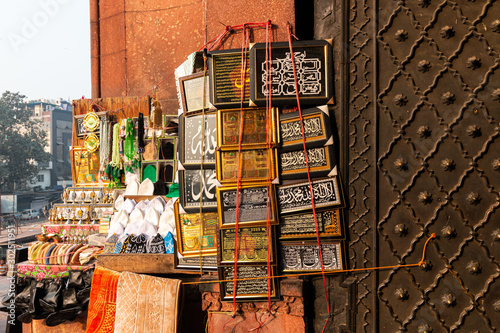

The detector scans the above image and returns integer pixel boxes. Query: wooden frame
[216,107,278,149]
[278,209,344,239]
[219,265,279,301]
[218,226,276,265]
[280,240,344,272]
[279,144,337,180]
[215,148,278,184]
[279,105,332,151]
[208,49,250,108]
[179,169,218,212]
[179,113,217,168]
[217,183,278,228]
[249,40,333,106]
[174,203,218,257]
[277,176,344,214]
[178,72,212,115]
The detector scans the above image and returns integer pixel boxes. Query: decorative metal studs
[418,0,431,8]
[395,288,409,301]
[441,92,456,105]
[493,300,500,312]
[394,223,408,237]
[491,20,500,33]
[466,56,481,70]
[418,324,433,333]
[441,293,456,307]
[492,159,500,171]
[418,191,433,205]
[420,259,432,271]
[394,29,408,42]
[418,60,432,73]
[394,158,408,171]
[466,261,481,274]
[440,26,455,39]
[466,125,482,138]
[467,192,481,205]
[492,229,500,242]
[492,88,500,102]
[441,225,456,239]
[441,158,455,171]
[417,126,431,138]
[394,94,408,107]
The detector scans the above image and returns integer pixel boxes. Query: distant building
[27,99,73,190]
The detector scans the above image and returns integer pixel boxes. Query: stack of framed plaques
[214,106,280,300]
[175,73,219,270]
[170,40,348,297]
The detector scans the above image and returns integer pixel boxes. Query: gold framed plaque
[219,265,279,301]
[216,148,277,184]
[218,226,276,265]
[71,147,110,186]
[279,105,332,151]
[216,107,278,149]
[174,203,218,257]
[83,112,100,132]
[278,209,344,239]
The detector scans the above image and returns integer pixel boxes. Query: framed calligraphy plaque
[216,148,277,184]
[279,105,332,151]
[179,113,217,168]
[277,176,344,214]
[217,107,278,148]
[279,145,337,180]
[178,72,212,116]
[278,209,343,239]
[174,203,218,257]
[174,253,218,272]
[179,169,218,212]
[219,265,278,301]
[280,240,344,272]
[208,49,250,108]
[249,40,333,106]
[217,184,278,228]
[218,226,275,265]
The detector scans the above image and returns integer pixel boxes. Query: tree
[0,91,50,193]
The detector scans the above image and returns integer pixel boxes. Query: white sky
[0,0,91,102]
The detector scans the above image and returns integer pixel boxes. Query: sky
[0,0,91,102]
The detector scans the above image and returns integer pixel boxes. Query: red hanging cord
[264,20,273,313]
[224,25,250,324]
[286,23,331,333]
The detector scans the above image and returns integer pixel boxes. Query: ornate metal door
[316,0,500,331]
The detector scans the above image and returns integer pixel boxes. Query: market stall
[14,20,349,333]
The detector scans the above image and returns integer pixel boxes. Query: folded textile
[86,267,121,333]
[114,272,181,333]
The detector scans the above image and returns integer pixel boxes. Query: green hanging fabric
[124,118,135,161]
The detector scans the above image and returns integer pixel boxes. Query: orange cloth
[86,267,121,333]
